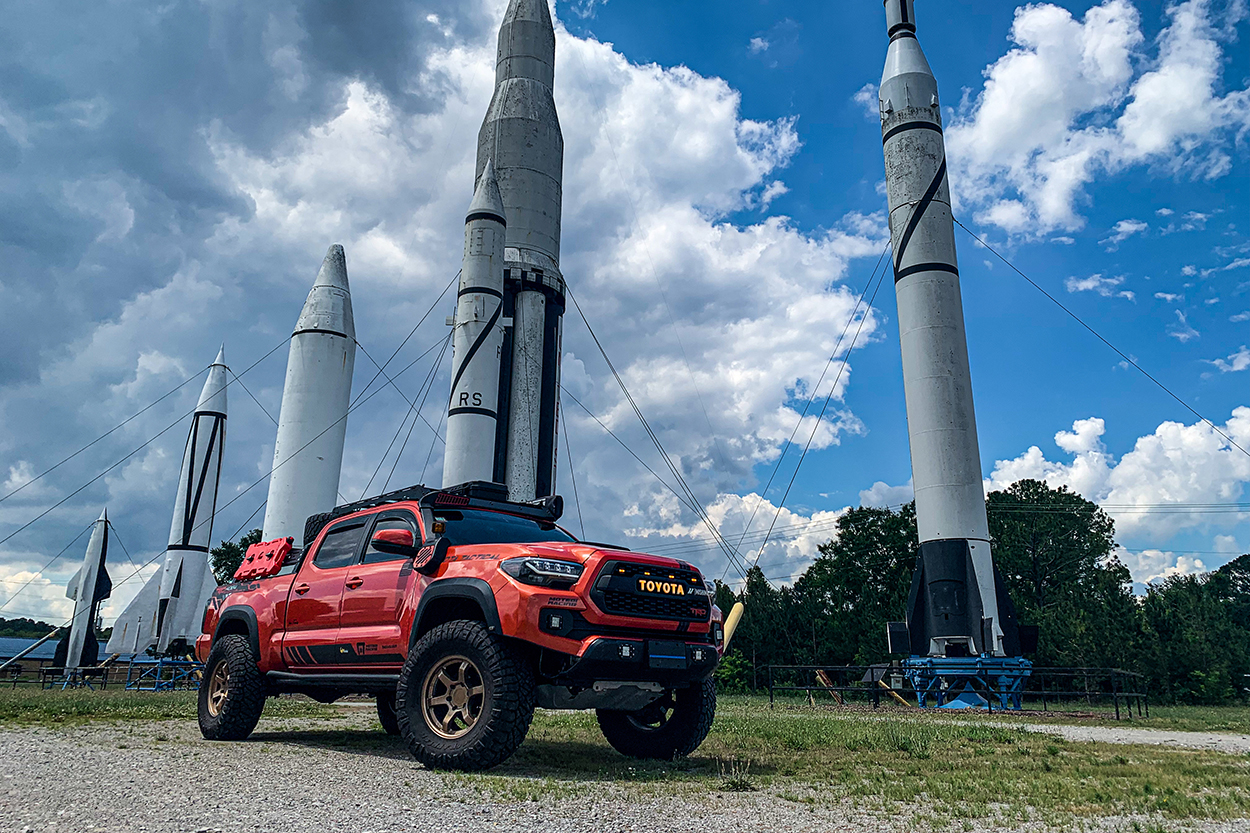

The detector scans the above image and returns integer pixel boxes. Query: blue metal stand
[124,659,203,691]
[902,657,1032,710]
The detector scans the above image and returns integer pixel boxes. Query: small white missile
[262,245,357,545]
[64,508,112,671]
[879,0,1024,658]
[443,160,508,487]
[153,346,228,654]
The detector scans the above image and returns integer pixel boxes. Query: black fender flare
[411,577,502,650]
[213,606,260,660]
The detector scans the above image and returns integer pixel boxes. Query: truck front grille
[592,560,710,622]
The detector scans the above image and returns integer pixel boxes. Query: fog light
[619,644,634,659]
[548,614,563,630]
[692,648,706,662]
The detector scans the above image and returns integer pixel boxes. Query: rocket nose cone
[314,244,351,293]
[197,345,230,414]
[468,159,507,222]
[502,0,553,28]
[98,507,108,523]
[296,244,356,339]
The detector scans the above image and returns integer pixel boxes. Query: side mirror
[372,528,417,556]
[413,536,451,576]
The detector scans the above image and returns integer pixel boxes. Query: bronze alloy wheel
[420,654,485,739]
[206,660,231,717]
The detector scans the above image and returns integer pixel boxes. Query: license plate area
[648,640,687,669]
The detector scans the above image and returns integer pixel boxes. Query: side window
[362,513,418,565]
[312,521,367,570]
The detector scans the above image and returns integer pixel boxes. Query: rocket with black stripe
[63,508,112,670]
[470,0,566,501]
[880,0,1026,659]
[153,345,228,654]
[443,160,508,486]
[262,245,357,545]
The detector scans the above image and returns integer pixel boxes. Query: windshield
[432,508,576,546]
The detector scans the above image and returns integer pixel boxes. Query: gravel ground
[0,710,1244,833]
[1016,722,1250,754]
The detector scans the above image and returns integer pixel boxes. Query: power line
[566,289,749,580]
[0,522,95,613]
[955,218,1250,462]
[720,242,891,582]
[745,254,891,575]
[0,367,208,506]
[0,336,291,552]
[561,389,588,541]
[359,333,453,497]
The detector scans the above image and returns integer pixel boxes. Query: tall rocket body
[443,161,508,486]
[465,0,566,501]
[153,346,228,654]
[263,245,356,544]
[63,509,112,670]
[879,0,1024,658]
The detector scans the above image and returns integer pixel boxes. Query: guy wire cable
[955,218,1250,461]
[719,241,892,583]
[746,254,891,574]
[0,336,290,551]
[565,289,750,580]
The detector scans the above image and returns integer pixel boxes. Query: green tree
[986,480,1136,668]
[210,528,264,585]
[794,503,917,666]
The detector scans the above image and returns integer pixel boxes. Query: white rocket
[107,348,229,656]
[262,245,357,545]
[64,508,112,671]
[443,160,508,486]
[879,0,1025,658]
[445,0,565,500]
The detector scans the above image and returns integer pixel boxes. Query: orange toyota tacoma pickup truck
[196,481,722,770]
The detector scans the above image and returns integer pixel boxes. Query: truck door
[282,518,368,667]
[335,509,418,668]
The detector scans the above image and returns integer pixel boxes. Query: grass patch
[0,688,335,726]
[490,698,1250,823]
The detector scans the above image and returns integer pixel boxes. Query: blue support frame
[903,656,1032,710]
[124,658,203,691]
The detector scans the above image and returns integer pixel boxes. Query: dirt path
[1017,722,1250,754]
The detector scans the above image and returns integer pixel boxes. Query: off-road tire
[198,634,266,741]
[596,678,716,760]
[376,690,401,735]
[396,620,534,771]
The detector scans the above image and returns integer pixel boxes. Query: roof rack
[301,481,564,549]
[421,481,564,524]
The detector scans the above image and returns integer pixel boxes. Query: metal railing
[765,664,1149,719]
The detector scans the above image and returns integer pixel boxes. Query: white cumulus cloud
[945,0,1249,234]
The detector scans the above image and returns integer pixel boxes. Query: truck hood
[503,542,697,572]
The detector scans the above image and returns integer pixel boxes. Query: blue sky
[0,0,1246,624]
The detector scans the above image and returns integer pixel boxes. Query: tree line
[713,480,1250,705]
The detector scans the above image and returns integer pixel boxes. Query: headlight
[500,557,584,588]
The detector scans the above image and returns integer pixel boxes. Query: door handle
[345,577,364,590]
[294,583,310,595]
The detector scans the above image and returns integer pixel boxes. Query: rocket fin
[65,568,81,600]
[105,570,160,655]
[94,565,112,603]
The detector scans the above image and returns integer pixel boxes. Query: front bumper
[554,636,718,688]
